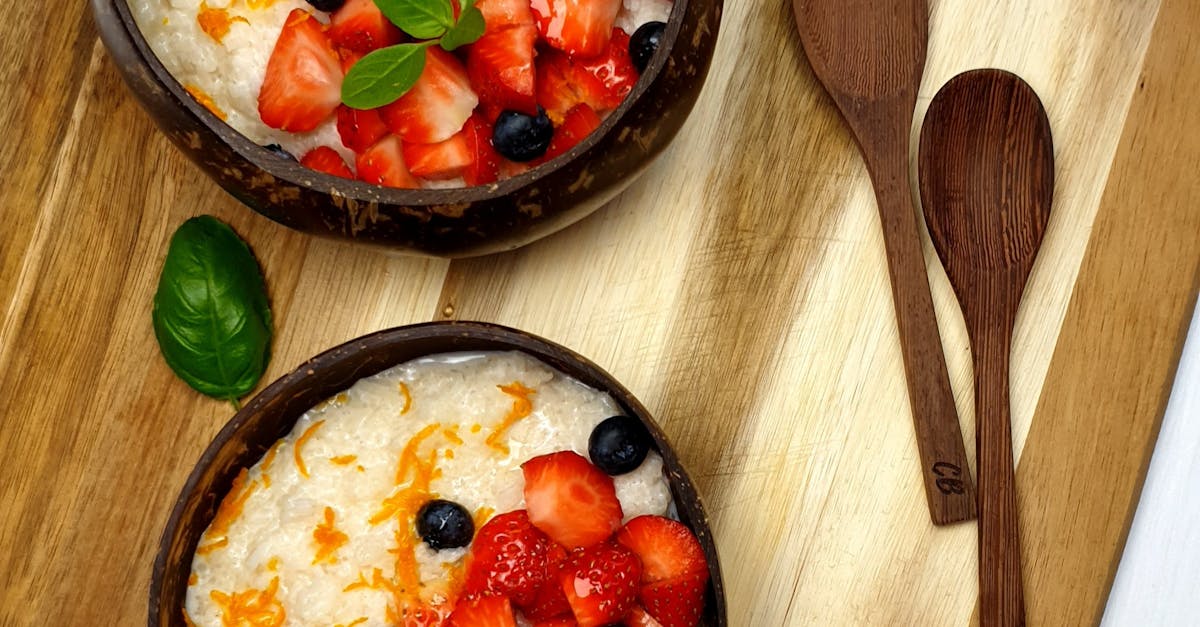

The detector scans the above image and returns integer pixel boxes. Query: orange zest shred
[188,573,198,586]
[261,440,283,488]
[334,618,368,627]
[399,382,412,415]
[210,576,286,627]
[200,468,257,553]
[473,506,494,530]
[356,465,365,473]
[266,557,279,572]
[442,426,462,445]
[183,84,227,121]
[294,420,326,479]
[196,537,229,554]
[244,0,278,8]
[470,424,482,434]
[485,382,536,455]
[444,449,454,460]
[393,423,441,485]
[331,454,358,465]
[313,506,350,565]
[196,2,247,44]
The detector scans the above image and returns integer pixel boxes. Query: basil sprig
[342,0,486,110]
[152,216,273,408]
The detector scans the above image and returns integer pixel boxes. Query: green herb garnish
[152,216,273,409]
[342,0,486,110]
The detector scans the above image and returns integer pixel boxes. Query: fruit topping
[574,28,638,102]
[417,499,475,550]
[355,136,419,188]
[461,113,502,186]
[336,104,390,153]
[468,23,540,118]
[403,131,475,180]
[531,618,579,627]
[305,0,346,12]
[446,594,518,626]
[535,49,619,124]
[530,0,623,58]
[258,9,343,133]
[299,146,355,179]
[492,107,554,162]
[522,451,623,549]
[627,606,666,627]
[639,571,706,627]
[558,541,643,626]
[629,21,665,74]
[380,47,479,144]
[588,415,652,476]
[614,515,708,584]
[540,103,601,162]
[328,0,404,54]
[464,510,560,608]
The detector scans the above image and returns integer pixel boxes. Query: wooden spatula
[919,69,1054,627]
[792,0,975,524]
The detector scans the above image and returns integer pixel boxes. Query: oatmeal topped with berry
[131,0,672,189]
[183,351,709,626]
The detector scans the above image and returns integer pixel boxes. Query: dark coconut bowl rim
[150,321,726,625]
[111,0,690,206]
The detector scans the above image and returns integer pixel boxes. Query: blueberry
[305,0,345,11]
[588,415,652,476]
[416,500,474,550]
[492,108,554,162]
[629,21,666,74]
[262,144,295,161]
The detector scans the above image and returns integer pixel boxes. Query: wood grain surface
[1,0,1196,625]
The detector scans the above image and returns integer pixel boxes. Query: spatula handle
[866,148,976,525]
[973,318,1025,627]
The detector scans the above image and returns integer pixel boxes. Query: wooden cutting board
[2,0,1197,624]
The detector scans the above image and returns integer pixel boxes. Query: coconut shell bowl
[149,321,726,625]
[91,0,723,257]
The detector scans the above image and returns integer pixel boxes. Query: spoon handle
[864,146,977,525]
[973,318,1025,627]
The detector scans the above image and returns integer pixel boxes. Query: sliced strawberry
[446,594,517,627]
[461,113,501,186]
[614,516,708,584]
[574,29,638,104]
[558,542,642,627]
[356,136,419,188]
[640,572,706,627]
[338,47,364,74]
[523,543,572,620]
[535,50,613,124]
[530,0,622,58]
[627,606,665,627]
[541,103,601,162]
[468,24,539,117]
[401,601,454,627]
[403,133,473,180]
[532,618,577,627]
[300,146,355,178]
[521,451,623,549]
[381,47,479,144]
[258,9,342,132]
[328,0,403,53]
[464,511,560,609]
[476,0,534,28]
[337,105,390,152]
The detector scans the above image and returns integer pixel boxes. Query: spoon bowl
[919,68,1054,627]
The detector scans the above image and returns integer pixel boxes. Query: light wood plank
[1017,0,1200,621]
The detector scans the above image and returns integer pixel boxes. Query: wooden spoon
[919,69,1054,627]
[792,0,975,525]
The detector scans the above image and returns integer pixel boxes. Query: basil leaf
[342,43,431,109]
[152,216,272,403]
[440,4,486,51]
[375,0,453,39]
